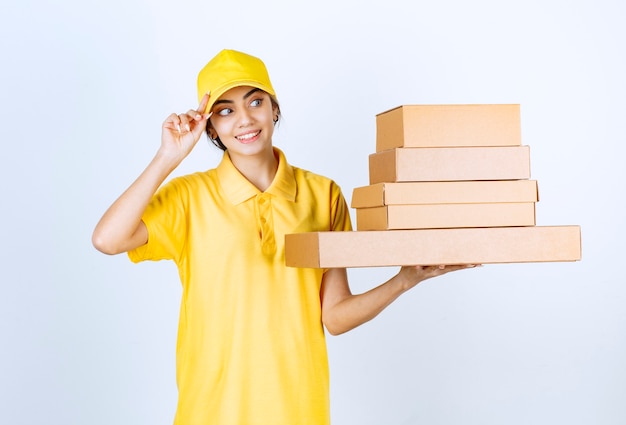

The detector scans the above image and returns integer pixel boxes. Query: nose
[237,108,253,127]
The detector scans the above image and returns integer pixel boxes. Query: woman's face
[208,85,278,157]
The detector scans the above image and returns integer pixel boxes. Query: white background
[1,0,624,424]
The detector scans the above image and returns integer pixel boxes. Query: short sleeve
[329,182,353,233]
[128,177,189,264]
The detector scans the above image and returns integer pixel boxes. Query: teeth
[237,131,259,140]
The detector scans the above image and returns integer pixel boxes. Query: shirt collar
[216,147,297,205]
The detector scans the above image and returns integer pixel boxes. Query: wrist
[396,266,422,292]
[153,148,184,173]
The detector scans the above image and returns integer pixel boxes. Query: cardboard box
[284,226,581,268]
[351,180,539,208]
[369,146,531,184]
[355,203,536,230]
[376,104,521,152]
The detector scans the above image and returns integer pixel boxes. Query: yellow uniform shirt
[129,148,352,425]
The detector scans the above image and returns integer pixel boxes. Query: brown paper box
[284,226,582,268]
[376,104,521,152]
[355,203,536,230]
[369,146,531,184]
[351,180,539,208]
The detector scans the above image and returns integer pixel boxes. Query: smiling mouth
[236,130,260,142]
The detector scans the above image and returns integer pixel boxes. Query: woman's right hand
[159,92,212,163]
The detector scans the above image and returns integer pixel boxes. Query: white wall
[1,0,624,424]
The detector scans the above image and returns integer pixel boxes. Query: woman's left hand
[397,264,481,291]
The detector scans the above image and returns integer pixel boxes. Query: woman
[92,49,471,425]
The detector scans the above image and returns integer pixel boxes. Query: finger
[458,264,481,269]
[197,91,210,115]
[163,113,182,132]
[185,109,211,123]
[441,264,480,273]
[178,114,191,133]
[185,109,203,122]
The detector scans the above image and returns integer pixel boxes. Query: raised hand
[159,92,212,163]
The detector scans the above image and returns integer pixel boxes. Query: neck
[228,147,278,192]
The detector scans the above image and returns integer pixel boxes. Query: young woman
[92,49,473,425]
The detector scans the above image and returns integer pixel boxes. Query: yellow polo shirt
[129,148,352,425]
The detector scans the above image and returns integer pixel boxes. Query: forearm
[322,265,474,335]
[322,269,416,336]
[92,152,179,254]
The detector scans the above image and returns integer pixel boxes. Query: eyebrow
[212,88,263,107]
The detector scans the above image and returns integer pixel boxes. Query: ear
[272,105,279,123]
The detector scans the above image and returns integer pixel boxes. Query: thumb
[191,112,212,139]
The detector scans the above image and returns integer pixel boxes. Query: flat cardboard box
[355,203,536,230]
[351,180,539,208]
[284,226,581,268]
[376,104,521,152]
[369,146,531,184]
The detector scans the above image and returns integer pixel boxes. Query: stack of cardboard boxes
[285,104,581,268]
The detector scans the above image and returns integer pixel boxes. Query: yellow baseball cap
[197,49,276,114]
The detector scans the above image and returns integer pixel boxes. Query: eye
[217,107,232,116]
[250,98,263,107]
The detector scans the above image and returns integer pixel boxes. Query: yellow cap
[197,49,276,114]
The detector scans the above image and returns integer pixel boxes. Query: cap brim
[201,80,276,114]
